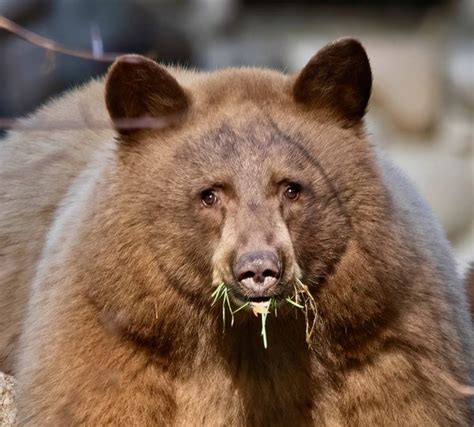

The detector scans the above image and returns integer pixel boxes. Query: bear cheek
[272,219,300,284]
[290,204,349,284]
[211,222,237,285]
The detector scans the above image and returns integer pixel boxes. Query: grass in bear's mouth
[211,278,317,349]
[290,278,318,348]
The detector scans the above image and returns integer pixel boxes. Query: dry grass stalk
[211,279,318,349]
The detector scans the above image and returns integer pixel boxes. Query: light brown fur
[0,39,473,425]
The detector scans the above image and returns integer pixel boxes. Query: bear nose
[233,251,281,293]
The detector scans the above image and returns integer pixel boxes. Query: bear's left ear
[105,55,189,134]
[293,38,372,124]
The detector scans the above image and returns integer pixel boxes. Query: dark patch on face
[264,115,353,232]
[265,233,274,246]
[211,123,241,159]
[172,123,242,171]
[247,201,259,213]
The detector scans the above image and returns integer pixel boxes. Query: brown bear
[0,38,473,426]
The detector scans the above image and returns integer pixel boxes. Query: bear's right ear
[105,55,189,135]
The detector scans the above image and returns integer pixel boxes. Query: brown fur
[466,264,474,320]
[0,38,473,425]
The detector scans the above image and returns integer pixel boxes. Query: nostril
[239,271,255,282]
[263,269,278,278]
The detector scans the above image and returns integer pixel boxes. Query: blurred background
[0,0,473,270]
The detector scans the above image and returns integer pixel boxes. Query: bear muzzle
[233,250,281,298]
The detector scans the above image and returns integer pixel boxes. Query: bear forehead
[159,122,336,199]
[173,120,313,172]
[178,67,291,107]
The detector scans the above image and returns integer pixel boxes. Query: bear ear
[105,55,189,134]
[293,38,372,123]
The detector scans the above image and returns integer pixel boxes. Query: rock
[365,37,442,135]
[387,142,474,241]
[0,372,16,426]
[447,40,474,111]
[447,0,474,110]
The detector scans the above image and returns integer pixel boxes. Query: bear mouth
[228,283,288,308]
[232,291,285,306]
[246,296,273,303]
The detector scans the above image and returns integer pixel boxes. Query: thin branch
[0,115,182,132]
[0,16,171,133]
[0,15,127,62]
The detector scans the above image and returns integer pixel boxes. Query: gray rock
[0,373,16,427]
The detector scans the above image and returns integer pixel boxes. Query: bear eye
[201,189,218,207]
[284,183,301,201]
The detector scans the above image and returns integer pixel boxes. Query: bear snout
[233,250,281,295]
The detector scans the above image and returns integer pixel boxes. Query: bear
[0,38,473,426]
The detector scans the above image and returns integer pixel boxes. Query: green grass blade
[224,290,235,326]
[260,309,269,349]
[211,282,226,306]
[285,297,304,309]
[232,301,250,314]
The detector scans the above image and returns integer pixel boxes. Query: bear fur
[466,264,474,320]
[0,38,473,425]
